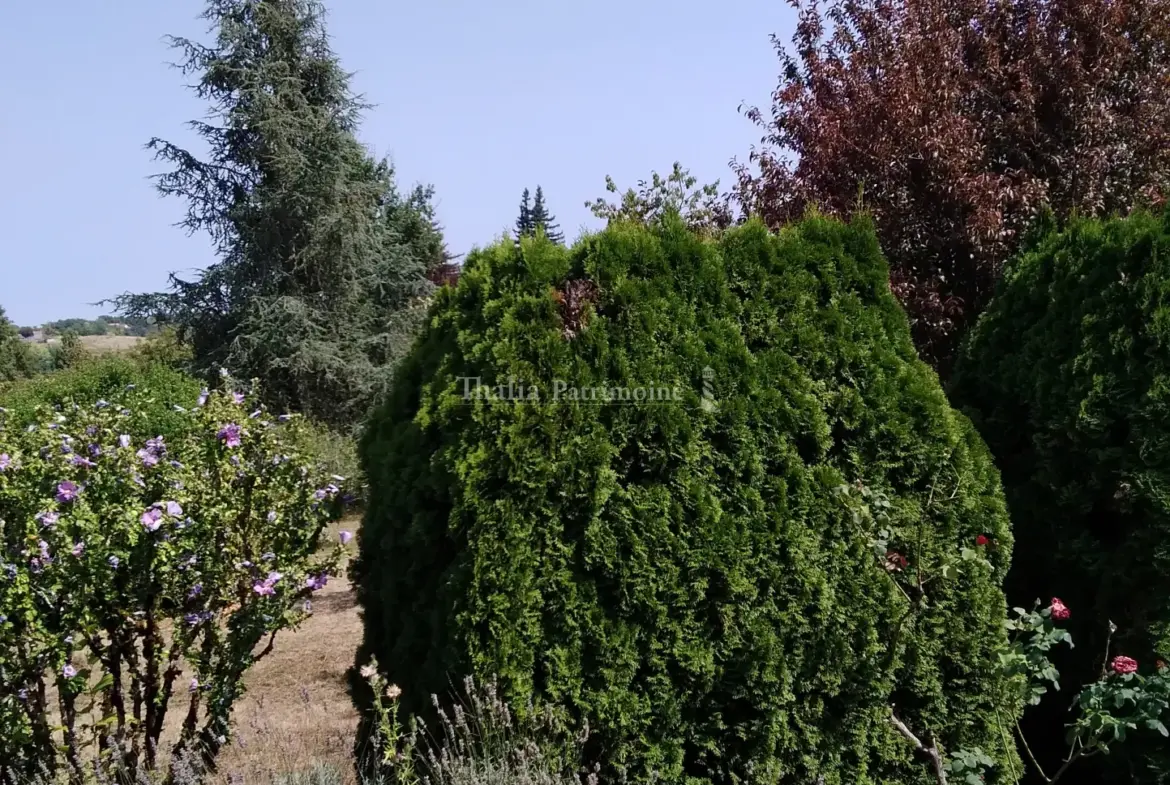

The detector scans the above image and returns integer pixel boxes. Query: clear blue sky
[0,1,792,327]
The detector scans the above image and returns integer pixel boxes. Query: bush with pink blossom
[0,381,351,785]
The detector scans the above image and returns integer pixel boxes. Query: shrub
[0,355,202,443]
[355,215,1018,784]
[50,331,88,370]
[131,325,195,370]
[0,383,351,784]
[952,207,1170,782]
[0,307,35,385]
[291,422,364,506]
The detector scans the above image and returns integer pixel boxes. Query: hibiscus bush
[0,354,202,443]
[0,381,352,785]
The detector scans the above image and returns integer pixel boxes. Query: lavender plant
[0,381,351,784]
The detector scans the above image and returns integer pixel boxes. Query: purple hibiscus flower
[141,507,163,532]
[232,392,245,405]
[137,449,160,467]
[37,511,59,528]
[305,573,329,591]
[56,481,79,503]
[118,434,131,449]
[71,541,85,557]
[217,424,242,448]
[0,454,10,471]
[339,530,353,546]
[165,500,183,517]
[71,455,96,468]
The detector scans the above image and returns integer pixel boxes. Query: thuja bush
[355,215,1019,784]
[952,207,1170,782]
[0,381,352,785]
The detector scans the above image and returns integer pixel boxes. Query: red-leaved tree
[734,0,1170,372]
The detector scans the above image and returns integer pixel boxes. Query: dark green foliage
[356,215,1017,784]
[530,186,564,244]
[0,307,35,384]
[516,187,533,240]
[515,185,564,244]
[952,207,1170,783]
[110,0,446,430]
[0,355,202,442]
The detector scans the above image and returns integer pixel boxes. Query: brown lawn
[78,335,145,354]
[213,575,362,784]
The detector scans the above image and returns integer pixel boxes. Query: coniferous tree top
[529,185,564,244]
[514,185,564,244]
[108,0,443,429]
[515,187,533,241]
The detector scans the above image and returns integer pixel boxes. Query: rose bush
[0,381,351,785]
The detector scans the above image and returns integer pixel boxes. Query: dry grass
[38,516,366,785]
[211,514,364,784]
[213,575,363,785]
[78,335,145,354]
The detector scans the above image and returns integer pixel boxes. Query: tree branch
[890,708,949,785]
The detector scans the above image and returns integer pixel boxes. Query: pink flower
[56,481,79,503]
[141,507,163,532]
[884,550,908,571]
[217,424,242,448]
[975,534,990,546]
[1111,656,1139,675]
[1049,598,1070,621]
[252,581,275,596]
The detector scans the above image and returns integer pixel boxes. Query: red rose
[1049,598,1070,621]
[975,534,990,546]
[884,551,908,572]
[1111,656,1139,675]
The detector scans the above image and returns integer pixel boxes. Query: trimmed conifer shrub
[355,215,1017,784]
[952,207,1170,783]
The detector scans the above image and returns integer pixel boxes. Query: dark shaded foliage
[953,207,1170,784]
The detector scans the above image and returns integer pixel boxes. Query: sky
[0,1,793,327]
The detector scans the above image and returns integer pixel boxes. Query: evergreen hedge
[953,208,1170,782]
[0,355,202,441]
[355,215,1017,784]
